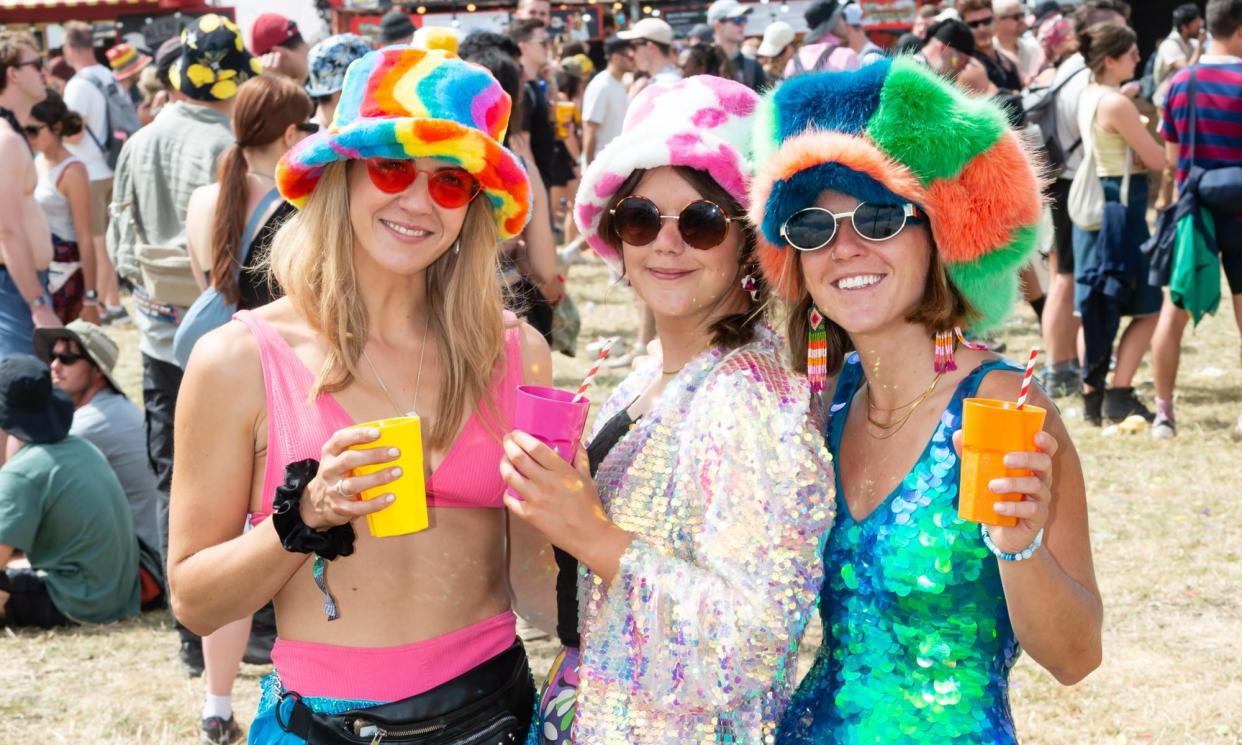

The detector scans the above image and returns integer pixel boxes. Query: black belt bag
[276,639,534,744]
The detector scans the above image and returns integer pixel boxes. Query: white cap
[843,3,864,26]
[757,21,795,56]
[617,18,675,46]
[706,0,753,25]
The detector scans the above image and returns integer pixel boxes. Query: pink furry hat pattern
[573,75,760,270]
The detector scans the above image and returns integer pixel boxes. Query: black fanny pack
[275,639,534,744]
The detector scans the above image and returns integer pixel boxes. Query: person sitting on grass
[0,354,139,628]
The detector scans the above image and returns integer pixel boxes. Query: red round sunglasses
[364,159,482,209]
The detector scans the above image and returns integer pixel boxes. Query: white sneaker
[1151,417,1176,440]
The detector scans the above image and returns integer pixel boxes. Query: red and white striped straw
[1016,346,1040,410]
[573,337,617,403]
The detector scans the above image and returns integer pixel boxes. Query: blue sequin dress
[779,353,1023,745]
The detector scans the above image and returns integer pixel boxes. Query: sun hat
[706,0,754,25]
[574,75,760,271]
[306,33,374,98]
[170,14,262,101]
[380,11,416,44]
[33,320,125,397]
[276,47,531,240]
[758,21,795,57]
[749,57,1043,332]
[618,18,676,46]
[251,13,301,56]
[106,43,151,82]
[0,355,74,445]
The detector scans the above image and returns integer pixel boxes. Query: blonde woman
[168,49,557,743]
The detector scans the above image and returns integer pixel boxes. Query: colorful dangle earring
[934,326,989,373]
[807,306,828,393]
[934,328,957,373]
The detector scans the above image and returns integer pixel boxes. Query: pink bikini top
[234,310,522,525]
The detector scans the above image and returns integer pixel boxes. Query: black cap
[380,11,415,44]
[927,18,976,56]
[1032,1,1061,25]
[0,355,74,445]
[804,0,842,32]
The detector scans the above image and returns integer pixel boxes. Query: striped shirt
[1160,57,1242,190]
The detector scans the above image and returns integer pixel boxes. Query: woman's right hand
[301,426,402,530]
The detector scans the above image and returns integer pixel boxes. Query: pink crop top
[234,310,523,525]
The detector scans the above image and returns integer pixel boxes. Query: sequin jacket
[574,326,836,744]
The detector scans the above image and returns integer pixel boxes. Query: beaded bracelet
[980,525,1045,561]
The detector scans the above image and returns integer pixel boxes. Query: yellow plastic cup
[958,398,1047,527]
[349,416,429,538]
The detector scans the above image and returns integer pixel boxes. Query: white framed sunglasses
[780,202,924,252]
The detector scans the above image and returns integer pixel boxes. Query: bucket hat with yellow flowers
[169,13,262,101]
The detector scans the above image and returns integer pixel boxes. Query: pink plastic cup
[507,385,590,499]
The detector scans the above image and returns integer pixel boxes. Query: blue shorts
[0,268,49,357]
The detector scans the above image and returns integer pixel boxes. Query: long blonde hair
[268,160,506,449]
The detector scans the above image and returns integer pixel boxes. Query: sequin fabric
[575,324,836,744]
[778,354,1023,745]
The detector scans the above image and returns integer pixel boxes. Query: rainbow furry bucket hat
[574,75,759,271]
[749,57,1043,332]
[277,47,531,240]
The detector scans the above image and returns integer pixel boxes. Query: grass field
[2,256,1240,744]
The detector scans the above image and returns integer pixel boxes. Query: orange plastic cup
[349,416,429,538]
[958,398,1047,526]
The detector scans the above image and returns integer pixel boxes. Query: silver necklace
[362,322,431,418]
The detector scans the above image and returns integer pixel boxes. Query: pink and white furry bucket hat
[574,75,760,270]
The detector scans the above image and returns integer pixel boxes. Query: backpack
[78,69,140,170]
[788,43,840,77]
[1021,65,1087,178]
[173,187,282,368]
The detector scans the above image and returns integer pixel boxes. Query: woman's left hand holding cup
[954,429,1058,554]
[501,430,612,557]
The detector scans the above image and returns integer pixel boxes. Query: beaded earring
[934,326,989,373]
[807,306,828,393]
[740,273,758,301]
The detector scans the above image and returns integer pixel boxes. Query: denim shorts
[0,268,50,357]
[1072,175,1163,317]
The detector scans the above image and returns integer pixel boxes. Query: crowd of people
[0,0,1239,743]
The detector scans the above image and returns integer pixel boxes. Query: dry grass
[2,257,1240,744]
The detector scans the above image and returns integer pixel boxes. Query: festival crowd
[0,0,1239,743]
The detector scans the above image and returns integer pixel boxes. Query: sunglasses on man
[16,57,44,72]
[966,16,994,28]
[50,352,88,366]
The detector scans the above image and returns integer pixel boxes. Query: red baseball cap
[251,13,301,55]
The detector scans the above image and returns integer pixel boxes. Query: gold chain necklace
[863,370,945,440]
[361,322,431,418]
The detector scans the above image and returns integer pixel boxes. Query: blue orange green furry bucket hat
[749,57,1043,333]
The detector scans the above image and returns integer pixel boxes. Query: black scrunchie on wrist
[272,459,356,561]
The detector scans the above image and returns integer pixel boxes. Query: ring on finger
[335,478,349,497]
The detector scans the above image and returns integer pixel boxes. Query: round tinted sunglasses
[609,196,737,250]
[780,202,924,252]
[364,159,482,209]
